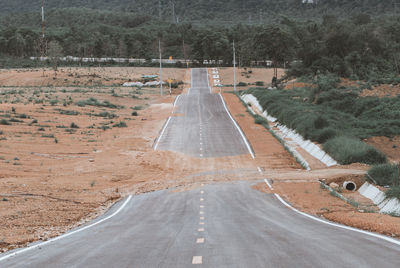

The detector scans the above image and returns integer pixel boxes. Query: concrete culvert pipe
[343,181,357,191]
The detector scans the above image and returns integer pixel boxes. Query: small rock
[329,182,339,189]
[89,159,94,162]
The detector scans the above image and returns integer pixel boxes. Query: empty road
[1,68,399,267]
[155,68,253,158]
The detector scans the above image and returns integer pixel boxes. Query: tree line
[1,7,400,80]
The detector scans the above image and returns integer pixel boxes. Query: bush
[255,81,265,86]
[323,136,387,165]
[254,115,266,125]
[113,121,127,128]
[237,82,247,87]
[314,127,338,143]
[368,164,399,187]
[385,187,400,199]
[131,111,138,116]
[70,122,79,129]
[0,119,10,125]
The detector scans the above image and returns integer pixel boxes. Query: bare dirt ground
[218,67,284,88]
[0,67,398,253]
[366,136,400,163]
[0,67,186,87]
[361,84,400,98]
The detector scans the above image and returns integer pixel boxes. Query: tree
[48,40,63,77]
[254,26,295,84]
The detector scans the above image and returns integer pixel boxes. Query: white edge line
[173,94,181,107]
[206,68,212,94]
[189,68,192,95]
[154,116,172,151]
[267,182,400,247]
[218,93,255,159]
[264,179,274,190]
[0,195,133,262]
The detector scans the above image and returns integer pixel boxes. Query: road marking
[198,228,204,232]
[266,180,400,247]
[0,195,133,262]
[154,116,172,150]
[192,256,202,264]
[218,93,255,159]
[200,191,204,194]
[200,217,204,220]
[200,154,203,157]
[199,222,205,225]
[173,95,181,107]
[200,198,204,201]
[264,179,274,190]
[200,211,204,215]
[257,167,262,173]
[207,68,212,94]
[196,238,205,244]
[200,205,204,208]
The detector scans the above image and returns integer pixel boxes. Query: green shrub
[0,130,3,135]
[255,81,265,86]
[132,106,143,110]
[254,115,266,125]
[385,187,400,199]
[113,121,127,128]
[38,127,45,131]
[314,127,338,143]
[0,119,10,125]
[76,98,123,109]
[323,136,387,165]
[70,122,79,129]
[41,134,55,138]
[368,164,399,187]
[237,82,247,87]
[58,109,80,116]
[131,111,138,116]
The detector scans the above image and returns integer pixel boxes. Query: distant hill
[1,0,400,24]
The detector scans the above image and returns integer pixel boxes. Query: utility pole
[41,0,47,77]
[233,40,237,92]
[171,1,176,24]
[159,40,163,96]
[159,0,162,20]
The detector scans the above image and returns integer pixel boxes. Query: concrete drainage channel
[241,94,338,170]
[358,182,400,215]
[241,93,400,215]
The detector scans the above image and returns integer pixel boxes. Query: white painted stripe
[0,195,133,262]
[270,188,400,247]
[257,167,262,173]
[206,68,212,94]
[154,116,172,150]
[218,93,255,159]
[173,94,181,107]
[200,217,204,220]
[189,68,193,95]
[200,191,204,194]
[192,256,203,264]
[196,238,205,244]
[264,179,274,190]
[198,228,204,232]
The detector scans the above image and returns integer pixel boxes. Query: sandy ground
[0,67,186,87]
[0,67,398,253]
[218,67,285,88]
[366,136,400,163]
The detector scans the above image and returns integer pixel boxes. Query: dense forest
[1,0,400,23]
[0,0,400,81]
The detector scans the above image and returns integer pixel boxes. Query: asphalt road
[1,181,400,267]
[155,68,252,158]
[1,68,399,267]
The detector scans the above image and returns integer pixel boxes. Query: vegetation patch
[76,98,123,109]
